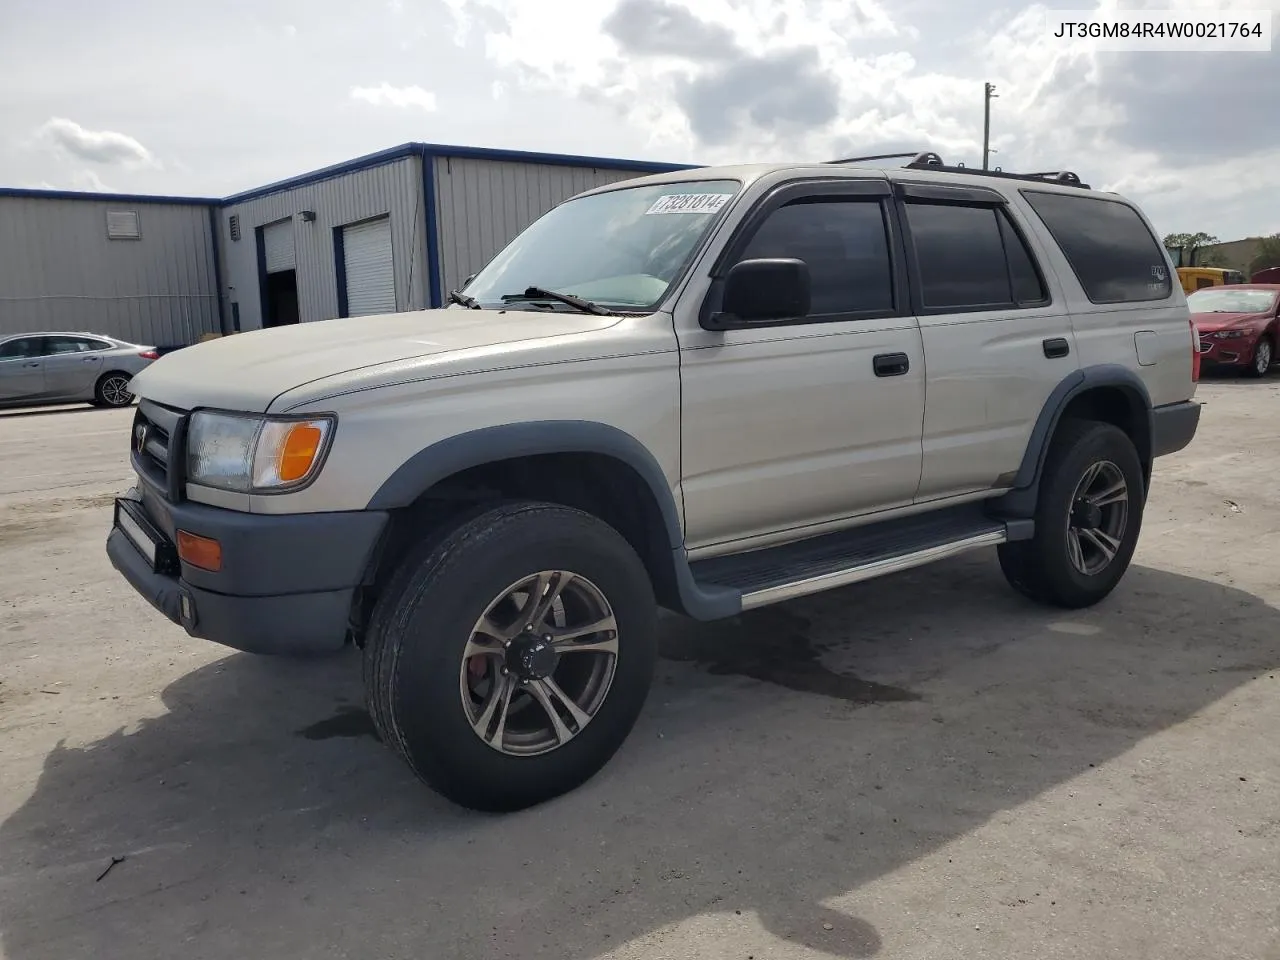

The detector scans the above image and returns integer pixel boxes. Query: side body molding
[365,420,743,621]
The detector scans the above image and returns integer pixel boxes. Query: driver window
[736,197,895,317]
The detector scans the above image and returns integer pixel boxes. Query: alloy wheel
[459,570,619,756]
[101,375,133,406]
[1065,460,1129,577]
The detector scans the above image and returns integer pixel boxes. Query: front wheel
[1245,337,1273,378]
[362,501,657,812]
[998,419,1145,609]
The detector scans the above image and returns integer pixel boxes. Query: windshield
[1186,288,1278,314]
[461,179,742,311]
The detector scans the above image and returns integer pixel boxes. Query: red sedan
[1188,284,1279,378]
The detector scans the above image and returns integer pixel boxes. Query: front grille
[1199,338,1213,353]
[132,399,188,501]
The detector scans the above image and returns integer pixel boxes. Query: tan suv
[106,151,1202,812]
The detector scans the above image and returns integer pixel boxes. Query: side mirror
[711,258,811,328]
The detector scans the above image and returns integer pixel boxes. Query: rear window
[1021,191,1172,304]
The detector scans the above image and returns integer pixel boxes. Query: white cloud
[69,169,112,192]
[37,118,155,167]
[438,0,1280,237]
[348,82,439,111]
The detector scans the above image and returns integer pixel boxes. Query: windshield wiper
[447,289,479,309]
[501,286,610,316]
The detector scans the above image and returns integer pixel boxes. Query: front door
[0,336,48,404]
[676,181,926,553]
[894,185,1080,500]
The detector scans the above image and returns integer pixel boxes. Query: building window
[106,210,141,240]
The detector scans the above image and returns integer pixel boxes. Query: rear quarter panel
[1008,188,1194,408]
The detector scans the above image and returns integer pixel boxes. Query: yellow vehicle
[1176,266,1246,294]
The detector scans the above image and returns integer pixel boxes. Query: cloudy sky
[1,0,1277,241]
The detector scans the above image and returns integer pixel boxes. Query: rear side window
[904,201,1048,311]
[1022,191,1172,303]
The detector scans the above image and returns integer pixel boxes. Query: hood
[1191,310,1272,333]
[128,307,620,412]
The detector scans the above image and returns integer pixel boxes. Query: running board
[690,506,1031,611]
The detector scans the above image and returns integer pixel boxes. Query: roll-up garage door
[262,219,295,273]
[343,216,396,316]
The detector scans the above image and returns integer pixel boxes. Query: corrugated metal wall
[431,156,649,297]
[219,157,425,329]
[0,196,219,345]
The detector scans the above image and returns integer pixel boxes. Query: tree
[1248,234,1280,276]
[1163,231,1224,267]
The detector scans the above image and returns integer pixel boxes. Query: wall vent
[106,210,141,239]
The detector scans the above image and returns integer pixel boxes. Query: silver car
[0,332,159,409]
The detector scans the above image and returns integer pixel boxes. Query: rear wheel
[362,501,657,812]
[93,372,134,408]
[1245,337,1273,378]
[998,419,1144,609]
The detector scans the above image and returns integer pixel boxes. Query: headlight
[1214,329,1251,339]
[186,411,335,493]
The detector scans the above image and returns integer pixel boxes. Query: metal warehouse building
[0,142,692,346]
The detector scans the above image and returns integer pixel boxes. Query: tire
[93,372,135,408]
[997,419,1144,609]
[362,500,658,812]
[1244,337,1273,378]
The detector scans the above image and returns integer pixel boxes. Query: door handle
[22,362,40,368]
[873,352,910,377]
[82,357,98,362]
[1043,337,1070,359]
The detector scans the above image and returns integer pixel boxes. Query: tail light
[1189,318,1200,382]
[138,349,159,360]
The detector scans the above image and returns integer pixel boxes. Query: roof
[0,141,700,209]
[0,187,219,206]
[571,158,1116,202]
[220,142,701,205]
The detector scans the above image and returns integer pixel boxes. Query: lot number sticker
[645,193,732,215]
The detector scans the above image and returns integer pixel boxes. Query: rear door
[893,180,1080,501]
[0,336,48,403]
[40,336,109,400]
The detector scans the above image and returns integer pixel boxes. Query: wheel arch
[994,365,1153,518]
[361,421,739,624]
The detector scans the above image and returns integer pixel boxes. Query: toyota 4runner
[106,152,1202,812]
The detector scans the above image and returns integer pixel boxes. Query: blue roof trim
[420,142,698,175]
[0,187,219,206]
[220,142,700,206]
[3,142,701,209]
[221,143,422,204]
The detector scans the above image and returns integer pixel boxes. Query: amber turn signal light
[176,530,222,572]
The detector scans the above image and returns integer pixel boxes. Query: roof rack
[824,150,1090,189]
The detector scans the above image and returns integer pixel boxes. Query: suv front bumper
[106,487,387,656]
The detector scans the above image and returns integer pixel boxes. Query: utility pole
[982,82,998,170]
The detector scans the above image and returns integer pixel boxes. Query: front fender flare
[365,420,685,549]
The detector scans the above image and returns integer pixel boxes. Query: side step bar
[689,506,1032,612]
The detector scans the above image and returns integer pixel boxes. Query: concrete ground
[0,379,1277,960]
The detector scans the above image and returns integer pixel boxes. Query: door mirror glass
[720,257,811,324]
